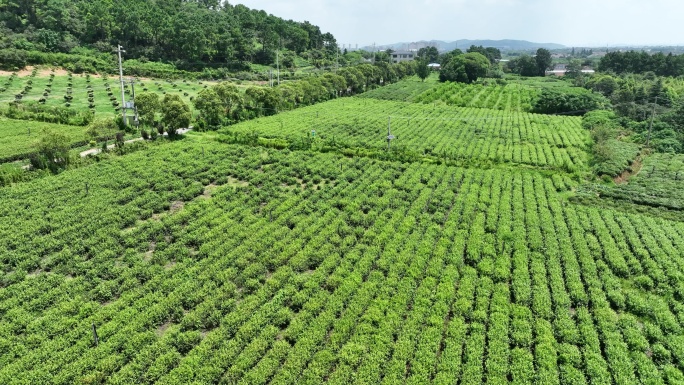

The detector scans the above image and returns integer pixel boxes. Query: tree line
[580,73,684,153]
[598,51,684,77]
[505,49,553,77]
[411,45,504,84]
[429,45,554,84]
[191,62,417,130]
[0,0,337,70]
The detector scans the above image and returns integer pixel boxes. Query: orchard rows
[2,141,684,383]
[228,98,587,170]
[0,71,202,117]
[358,78,437,102]
[414,82,539,112]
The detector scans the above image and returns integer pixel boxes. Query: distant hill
[365,39,565,52]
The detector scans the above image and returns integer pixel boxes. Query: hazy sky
[235,0,684,48]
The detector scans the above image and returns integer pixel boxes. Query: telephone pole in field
[386,116,396,151]
[276,36,282,86]
[647,96,658,147]
[130,78,139,127]
[276,51,280,86]
[116,45,127,124]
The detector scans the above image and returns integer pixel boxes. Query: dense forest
[0,0,337,70]
[599,51,684,77]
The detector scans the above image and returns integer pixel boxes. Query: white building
[391,51,416,63]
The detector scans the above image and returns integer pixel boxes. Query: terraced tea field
[226,98,588,170]
[414,82,540,112]
[0,134,683,384]
[2,71,684,385]
[0,116,88,161]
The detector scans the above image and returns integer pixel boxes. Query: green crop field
[0,70,208,117]
[225,98,588,170]
[358,75,438,102]
[2,137,684,384]
[1,71,684,385]
[2,0,684,383]
[0,116,87,161]
[588,153,684,214]
[414,82,540,111]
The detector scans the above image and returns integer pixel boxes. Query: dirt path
[79,128,192,157]
[614,156,643,184]
[79,137,144,157]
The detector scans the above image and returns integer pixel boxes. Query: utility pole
[386,116,395,151]
[116,45,127,125]
[276,50,280,86]
[130,78,139,127]
[277,36,282,86]
[647,96,658,147]
[336,44,339,73]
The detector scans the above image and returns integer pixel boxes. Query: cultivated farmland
[0,69,206,117]
[0,116,87,161]
[226,98,587,170]
[358,76,438,102]
[1,68,684,385]
[1,138,684,384]
[414,82,540,111]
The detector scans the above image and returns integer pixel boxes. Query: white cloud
[233,0,684,47]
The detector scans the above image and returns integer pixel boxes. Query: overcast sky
[235,0,684,48]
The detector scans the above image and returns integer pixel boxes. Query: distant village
[362,41,684,77]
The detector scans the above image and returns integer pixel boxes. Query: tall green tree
[467,45,501,65]
[161,94,191,134]
[417,46,439,63]
[463,53,491,82]
[30,129,71,172]
[535,48,553,76]
[86,118,119,144]
[135,92,161,127]
[439,49,463,66]
[440,52,489,83]
[507,55,538,77]
[416,60,430,82]
[214,82,244,121]
[193,88,223,129]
